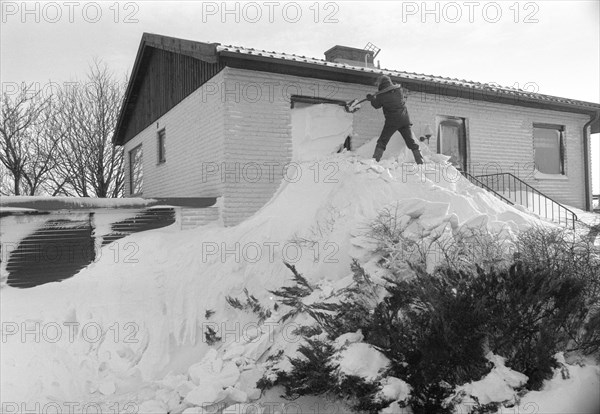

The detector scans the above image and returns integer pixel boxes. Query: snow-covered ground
[1,135,598,413]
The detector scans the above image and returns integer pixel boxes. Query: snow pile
[447,353,599,414]
[1,144,597,413]
[518,354,600,414]
[291,103,353,161]
[336,342,390,381]
[448,353,529,411]
[0,195,154,208]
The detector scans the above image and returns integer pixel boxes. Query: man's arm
[368,94,382,109]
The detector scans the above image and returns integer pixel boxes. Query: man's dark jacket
[369,79,411,127]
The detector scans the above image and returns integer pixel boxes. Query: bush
[368,265,492,412]
[514,226,600,358]
[258,225,600,413]
[262,337,337,398]
[367,203,512,274]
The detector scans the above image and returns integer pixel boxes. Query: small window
[129,144,143,195]
[157,129,166,164]
[533,124,564,175]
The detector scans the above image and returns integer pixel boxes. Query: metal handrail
[461,171,515,206]
[475,173,578,229]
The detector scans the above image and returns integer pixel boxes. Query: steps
[463,172,578,229]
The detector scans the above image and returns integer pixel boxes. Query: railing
[474,173,578,230]
[461,171,515,206]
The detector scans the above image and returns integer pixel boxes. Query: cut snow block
[224,386,248,403]
[418,202,451,230]
[462,214,490,230]
[396,199,427,219]
[291,103,353,162]
[188,359,240,389]
[185,384,226,406]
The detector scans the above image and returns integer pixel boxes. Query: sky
[1,0,599,192]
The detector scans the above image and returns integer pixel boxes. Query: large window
[129,145,143,195]
[533,124,564,175]
[157,129,166,164]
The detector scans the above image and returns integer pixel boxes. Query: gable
[116,46,225,145]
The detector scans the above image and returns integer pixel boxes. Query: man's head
[375,75,393,90]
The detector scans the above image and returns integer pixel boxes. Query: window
[437,116,467,171]
[129,145,143,195]
[533,124,564,175]
[157,129,166,164]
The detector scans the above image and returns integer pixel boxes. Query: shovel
[344,97,369,113]
[344,84,403,113]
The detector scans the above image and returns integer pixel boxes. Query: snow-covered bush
[367,203,512,274]
[258,224,600,413]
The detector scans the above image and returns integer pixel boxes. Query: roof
[113,33,600,145]
[216,43,600,114]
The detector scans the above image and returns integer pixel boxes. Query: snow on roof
[217,44,600,111]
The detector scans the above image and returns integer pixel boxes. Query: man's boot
[412,149,424,165]
[373,146,385,162]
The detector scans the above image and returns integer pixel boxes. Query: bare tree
[53,59,125,198]
[0,88,59,195]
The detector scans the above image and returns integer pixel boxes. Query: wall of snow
[219,68,386,226]
[291,103,353,162]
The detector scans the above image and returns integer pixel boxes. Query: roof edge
[112,33,220,145]
[218,48,600,115]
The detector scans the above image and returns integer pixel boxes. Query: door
[437,116,467,171]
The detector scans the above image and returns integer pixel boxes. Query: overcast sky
[1,0,599,192]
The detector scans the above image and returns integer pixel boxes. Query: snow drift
[1,140,598,413]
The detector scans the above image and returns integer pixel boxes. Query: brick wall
[124,67,591,224]
[123,71,226,198]
[221,68,589,221]
[406,92,589,209]
[347,85,588,211]
[220,68,384,226]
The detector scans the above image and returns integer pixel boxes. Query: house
[112,33,600,227]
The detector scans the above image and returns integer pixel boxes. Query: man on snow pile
[367,75,424,164]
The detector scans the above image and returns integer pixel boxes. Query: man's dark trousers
[376,122,419,152]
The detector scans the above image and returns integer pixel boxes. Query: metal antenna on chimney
[364,42,381,58]
[364,42,381,67]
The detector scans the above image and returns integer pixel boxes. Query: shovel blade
[346,99,361,113]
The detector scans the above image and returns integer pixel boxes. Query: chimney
[324,45,375,67]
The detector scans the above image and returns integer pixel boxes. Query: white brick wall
[219,68,382,225]
[124,66,591,224]
[219,68,590,223]
[123,71,226,198]
[347,85,588,212]
[406,92,589,209]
